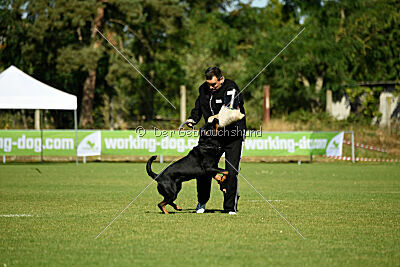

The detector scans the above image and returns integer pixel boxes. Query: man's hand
[178,119,196,130]
[186,119,196,128]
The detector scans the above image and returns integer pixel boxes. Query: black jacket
[189,79,246,139]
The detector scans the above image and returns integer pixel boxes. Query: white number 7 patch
[227,89,236,108]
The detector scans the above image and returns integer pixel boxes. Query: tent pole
[40,110,43,163]
[74,109,78,165]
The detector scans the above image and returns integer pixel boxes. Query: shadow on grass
[145,208,226,214]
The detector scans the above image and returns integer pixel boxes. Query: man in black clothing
[186,67,246,215]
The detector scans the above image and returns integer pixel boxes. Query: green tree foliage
[0,0,399,129]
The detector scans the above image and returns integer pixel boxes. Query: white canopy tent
[0,65,78,163]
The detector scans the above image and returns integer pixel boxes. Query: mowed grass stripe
[0,162,399,266]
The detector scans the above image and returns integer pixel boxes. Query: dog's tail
[146,156,158,179]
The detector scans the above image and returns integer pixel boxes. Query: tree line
[1,0,399,129]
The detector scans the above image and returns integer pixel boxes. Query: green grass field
[1,162,399,266]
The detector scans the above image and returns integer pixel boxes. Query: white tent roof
[0,65,77,110]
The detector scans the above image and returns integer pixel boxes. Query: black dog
[146,121,228,214]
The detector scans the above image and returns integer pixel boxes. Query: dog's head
[202,118,218,132]
[198,118,221,149]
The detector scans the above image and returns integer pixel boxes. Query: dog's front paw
[221,175,227,183]
[214,174,223,182]
[220,171,228,183]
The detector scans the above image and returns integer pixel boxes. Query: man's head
[205,67,223,91]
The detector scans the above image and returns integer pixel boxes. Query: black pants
[196,137,243,212]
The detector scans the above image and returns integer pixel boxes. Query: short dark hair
[205,67,222,80]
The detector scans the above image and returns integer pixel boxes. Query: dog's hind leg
[158,201,169,214]
[170,181,182,211]
[157,183,174,214]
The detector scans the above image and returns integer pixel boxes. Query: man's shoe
[228,211,237,215]
[196,203,205,214]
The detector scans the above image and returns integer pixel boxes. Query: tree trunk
[21,110,28,129]
[310,75,325,112]
[145,70,155,121]
[315,76,324,94]
[80,69,97,128]
[79,4,104,128]
[336,8,345,42]
[299,73,310,88]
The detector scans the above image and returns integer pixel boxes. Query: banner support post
[351,131,355,163]
[263,85,270,125]
[40,110,44,163]
[74,109,78,165]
